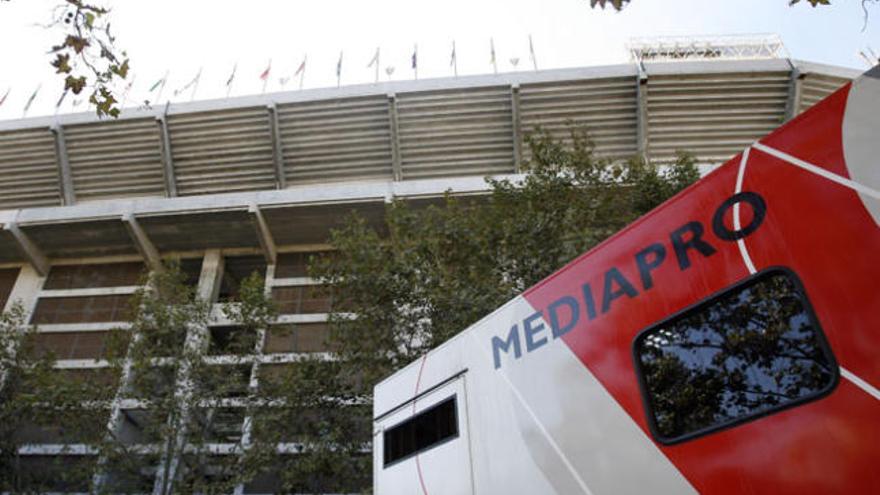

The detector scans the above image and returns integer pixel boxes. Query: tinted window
[384,396,458,466]
[634,269,837,444]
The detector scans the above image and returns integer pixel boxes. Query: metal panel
[0,128,61,209]
[167,107,276,195]
[798,72,849,114]
[397,86,514,179]
[647,71,790,163]
[277,95,393,184]
[519,76,638,161]
[65,118,165,201]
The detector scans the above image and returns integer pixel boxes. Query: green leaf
[51,53,72,74]
[64,75,86,94]
[64,34,89,54]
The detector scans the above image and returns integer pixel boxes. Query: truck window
[634,268,838,444]
[383,395,458,467]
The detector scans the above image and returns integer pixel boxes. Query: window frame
[382,394,460,468]
[631,266,840,446]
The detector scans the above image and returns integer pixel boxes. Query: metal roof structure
[0,58,859,269]
[628,34,790,63]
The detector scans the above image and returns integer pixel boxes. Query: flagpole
[337,51,343,88]
[491,38,497,74]
[376,48,380,84]
[191,68,202,101]
[529,34,538,71]
[262,60,271,94]
[452,40,458,77]
[226,63,237,98]
[156,70,169,104]
[121,74,136,109]
[23,84,41,118]
[54,89,67,116]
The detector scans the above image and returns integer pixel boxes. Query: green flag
[149,72,167,92]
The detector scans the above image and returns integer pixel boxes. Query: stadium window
[43,262,145,289]
[634,268,838,444]
[383,396,459,467]
[30,294,133,324]
[217,255,267,302]
[0,267,20,309]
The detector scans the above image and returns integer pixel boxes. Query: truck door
[374,373,474,495]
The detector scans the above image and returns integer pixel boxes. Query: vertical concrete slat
[511,84,522,173]
[635,67,650,162]
[388,94,403,181]
[267,104,287,189]
[157,111,178,197]
[50,124,76,205]
[784,60,804,122]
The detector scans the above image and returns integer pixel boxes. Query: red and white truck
[372,65,879,495]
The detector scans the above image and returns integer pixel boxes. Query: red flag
[0,88,9,107]
[260,61,271,81]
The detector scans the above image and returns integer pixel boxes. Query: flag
[56,89,69,108]
[148,73,167,92]
[411,45,418,69]
[450,41,457,67]
[336,51,343,77]
[294,57,306,76]
[529,34,537,70]
[72,99,83,107]
[174,68,201,96]
[279,76,291,86]
[23,84,41,114]
[260,60,272,81]
[226,63,237,87]
[0,88,9,107]
[490,38,496,64]
[367,47,380,68]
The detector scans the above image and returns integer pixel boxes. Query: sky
[0,0,877,121]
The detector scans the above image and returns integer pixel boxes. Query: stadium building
[0,40,859,492]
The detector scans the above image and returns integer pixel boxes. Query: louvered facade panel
[798,73,849,114]
[278,96,393,184]
[397,86,514,179]
[168,107,276,195]
[65,118,165,201]
[520,77,638,161]
[0,128,61,209]
[647,72,790,163]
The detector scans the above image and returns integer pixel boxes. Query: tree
[96,265,282,494]
[301,127,699,487]
[0,303,111,492]
[1,0,128,118]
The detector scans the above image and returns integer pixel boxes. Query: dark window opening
[218,255,267,302]
[264,323,334,353]
[44,262,145,290]
[383,396,458,467]
[634,268,837,444]
[0,267,20,309]
[275,251,337,279]
[271,285,332,314]
[208,325,258,355]
[31,294,133,324]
